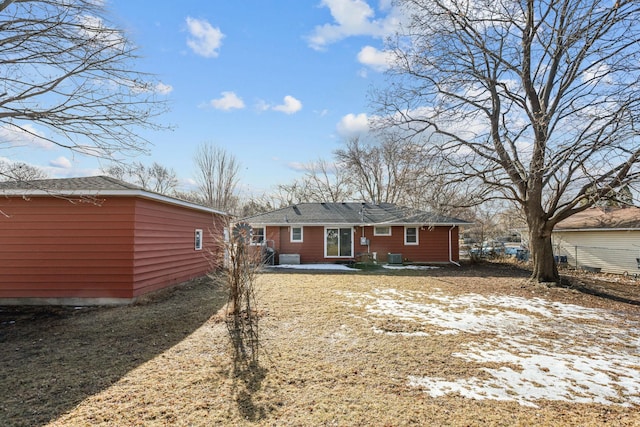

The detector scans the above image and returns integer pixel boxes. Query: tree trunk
[528,224,559,283]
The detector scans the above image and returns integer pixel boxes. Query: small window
[194,229,203,250]
[251,227,265,245]
[374,226,391,236]
[405,226,418,245]
[291,226,303,242]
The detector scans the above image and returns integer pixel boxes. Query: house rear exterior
[0,176,227,305]
[242,202,470,265]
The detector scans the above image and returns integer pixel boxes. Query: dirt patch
[1,264,638,426]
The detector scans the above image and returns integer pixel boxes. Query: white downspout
[449,225,461,266]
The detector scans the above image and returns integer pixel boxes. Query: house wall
[0,196,224,304]
[553,230,640,275]
[269,224,459,264]
[0,196,137,303]
[360,225,457,263]
[131,198,225,297]
[273,226,325,264]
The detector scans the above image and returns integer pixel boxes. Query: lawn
[1,264,639,426]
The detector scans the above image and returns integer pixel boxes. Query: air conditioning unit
[387,253,403,264]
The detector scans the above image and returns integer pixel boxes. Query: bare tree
[237,196,274,218]
[273,180,308,207]
[193,144,240,212]
[334,135,434,206]
[0,161,49,182]
[275,159,353,204]
[0,0,167,159]
[301,159,353,203]
[376,0,640,283]
[102,161,178,194]
[147,162,178,194]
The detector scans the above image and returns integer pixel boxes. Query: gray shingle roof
[0,175,227,216]
[555,207,640,230]
[0,175,143,192]
[242,202,471,226]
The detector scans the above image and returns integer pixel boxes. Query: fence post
[574,245,578,270]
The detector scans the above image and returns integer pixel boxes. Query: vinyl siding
[0,195,225,303]
[0,197,136,299]
[553,230,640,275]
[361,226,456,263]
[131,198,223,296]
[266,225,459,264]
[275,226,326,263]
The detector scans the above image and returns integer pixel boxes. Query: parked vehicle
[469,241,506,258]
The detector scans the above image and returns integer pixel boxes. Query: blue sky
[7,0,403,196]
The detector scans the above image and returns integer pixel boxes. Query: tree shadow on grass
[0,276,227,427]
[226,310,267,422]
[561,281,640,306]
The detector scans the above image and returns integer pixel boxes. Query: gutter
[449,225,461,266]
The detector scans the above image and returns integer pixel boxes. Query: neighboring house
[241,202,471,265]
[0,176,227,305]
[553,207,640,275]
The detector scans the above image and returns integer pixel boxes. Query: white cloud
[582,63,614,85]
[308,0,402,50]
[49,156,73,169]
[186,17,224,58]
[0,124,52,150]
[255,96,303,114]
[154,82,173,95]
[273,95,303,114]
[210,91,245,110]
[77,14,126,50]
[336,112,370,136]
[255,100,271,112]
[287,162,308,172]
[357,45,394,72]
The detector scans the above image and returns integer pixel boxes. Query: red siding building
[0,176,227,305]
[243,202,471,265]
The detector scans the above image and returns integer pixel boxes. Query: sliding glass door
[325,227,353,257]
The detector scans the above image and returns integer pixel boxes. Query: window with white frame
[194,229,203,250]
[290,226,303,242]
[373,226,391,236]
[251,227,265,245]
[404,226,419,245]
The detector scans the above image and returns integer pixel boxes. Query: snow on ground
[267,264,357,271]
[382,265,440,270]
[267,264,440,271]
[341,288,640,408]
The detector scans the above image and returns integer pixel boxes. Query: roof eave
[0,189,229,216]
[554,227,640,232]
[245,221,470,227]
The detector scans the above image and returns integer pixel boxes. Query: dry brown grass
[1,263,639,426]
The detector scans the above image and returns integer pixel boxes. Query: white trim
[324,226,354,258]
[290,226,304,242]
[448,225,460,266]
[373,225,392,236]
[250,226,265,246]
[404,226,419,245]
[554,228,640,232]
[194,229,203,251]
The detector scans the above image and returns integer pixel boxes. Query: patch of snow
[372,326,430,337]
[382,265,440,270]
[268,263,356,271]
[343,288,640,407]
